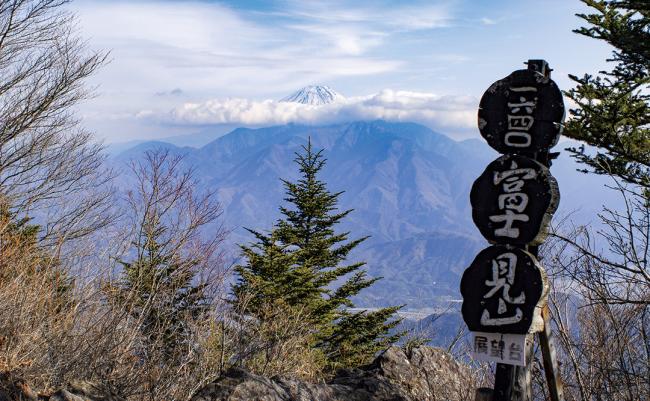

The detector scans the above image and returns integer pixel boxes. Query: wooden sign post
[462,60,565,401]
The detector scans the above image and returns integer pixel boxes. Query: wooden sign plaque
[461,245,548,334]
[478,68,564,154]
[470,154,559,245]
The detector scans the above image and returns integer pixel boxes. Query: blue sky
[73,0,613,143]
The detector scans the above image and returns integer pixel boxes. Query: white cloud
[278,1,453,30]
[156,90,478,137]
[72,0,413,142]
[74,0,406,100]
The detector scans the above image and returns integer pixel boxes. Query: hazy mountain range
[112,119,616,310]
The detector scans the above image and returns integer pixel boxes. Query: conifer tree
[114,150,225,359]
[233,140,403,370]
[118,216,209,356]
[564,0,649,189]
[232,230,300,311]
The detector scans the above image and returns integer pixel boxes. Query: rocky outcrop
[192,346,477,401]
[0,372,124,401]
[0,346,476,401]
[47,381,124,401]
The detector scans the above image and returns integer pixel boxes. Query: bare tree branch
[0,0,113,245]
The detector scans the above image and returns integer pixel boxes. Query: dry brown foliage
[222,295,327,381]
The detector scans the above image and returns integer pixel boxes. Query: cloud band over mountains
[159,90,478,136]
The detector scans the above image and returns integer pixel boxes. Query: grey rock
[191,346,476,401]
[0,373,124,401]
[48,389,88,401]
[55,381,124,401]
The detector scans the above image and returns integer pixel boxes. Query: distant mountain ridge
[112,120,617,309]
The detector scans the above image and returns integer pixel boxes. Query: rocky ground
[0,346,478,401]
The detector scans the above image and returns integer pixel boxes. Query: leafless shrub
[119,148,229,298]
[538,179,650,401]
[0,148,232,400]
[0,2,243,398]
[101,149,230,400]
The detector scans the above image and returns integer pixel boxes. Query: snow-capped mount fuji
[280,85,344,105]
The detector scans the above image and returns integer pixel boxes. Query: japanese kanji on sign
[478,68,565,154]
[471,332,527,367]
[470,155,559,245]
[461,245,547,334]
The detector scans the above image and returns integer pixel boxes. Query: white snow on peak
[280,85,344,106]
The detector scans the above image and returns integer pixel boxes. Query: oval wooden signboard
[460,245,548,334]
[478,68,565,154]
[471,154,559,245]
